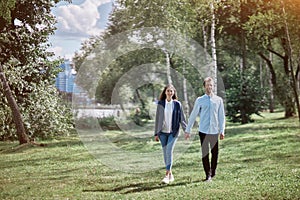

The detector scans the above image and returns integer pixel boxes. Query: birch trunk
[183,62,189,115]
[210,2,218,93]
[165,50,172,84]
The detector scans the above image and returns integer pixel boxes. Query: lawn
[0,111,299,199]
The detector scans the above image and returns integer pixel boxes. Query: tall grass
[0,111,299,199]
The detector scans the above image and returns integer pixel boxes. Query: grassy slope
[0,112,299,200]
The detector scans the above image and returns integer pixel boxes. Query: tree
[213,0,300,121]
[0,0,73,144]
[74,0,199,107]
[0,0,28,144]
[244,0,300,119]
[213,0,265,123]
[226,66,267,123]
[281,0,300,121]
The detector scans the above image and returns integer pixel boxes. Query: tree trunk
[210,2,218,93]
[268,52,275,113]
[202,22,209,63]
[296,58,300,90]
[284,99,296,118]
[281,1,300,122]
[0,64,29,144]
[260,52,295,117]
[240,0,248,124]
[260,58,263,88]
[240,59,247,124]
[182,62,189,115]
[165,50,172,85]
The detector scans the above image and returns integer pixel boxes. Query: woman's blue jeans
[159,132,178,171]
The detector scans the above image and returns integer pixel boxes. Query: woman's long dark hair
[159,84,178,100]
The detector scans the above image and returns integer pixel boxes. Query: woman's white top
[162,99,173,133]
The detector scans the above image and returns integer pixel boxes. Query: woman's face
[165,87,175,100]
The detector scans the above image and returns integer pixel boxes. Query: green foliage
[0,63,73,140]
[0,0,74,141]
[74,0,202,106]
[74,0,300,122]
[130,103,151,126]
[0,0,16,23]
[226,67,267,123]
[95,48,164,104]
[98,116,119,130]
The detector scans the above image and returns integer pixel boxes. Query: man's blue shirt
[186,94,225,134]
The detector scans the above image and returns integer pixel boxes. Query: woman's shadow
[82,179,199,194]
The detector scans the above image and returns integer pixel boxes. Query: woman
[154,84,187,184]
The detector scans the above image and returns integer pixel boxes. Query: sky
[48,0,114,60]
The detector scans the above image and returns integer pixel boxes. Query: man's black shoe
[204,175,212,182]
[211,170,216,178]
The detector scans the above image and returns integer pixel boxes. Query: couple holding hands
[154,77,225,183]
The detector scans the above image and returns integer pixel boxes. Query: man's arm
[185,98,201,134]
[218,98,225,139]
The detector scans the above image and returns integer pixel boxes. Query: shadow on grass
[45,139,83,148]
[0,138,84,154]
[82,179,199,194]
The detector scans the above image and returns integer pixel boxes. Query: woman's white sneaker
[169,174,174,182]
[161,175,169,184]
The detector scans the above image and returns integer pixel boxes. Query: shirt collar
[166,99,173,104]
[205,93,214,98]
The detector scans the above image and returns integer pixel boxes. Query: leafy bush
[130,104,151,126]
[226,68,268,124]
[75,116,119,131]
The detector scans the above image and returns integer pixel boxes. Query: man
[185,77,225,181]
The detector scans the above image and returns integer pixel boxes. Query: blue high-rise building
[55,60,77,93]
[55,60,92,104]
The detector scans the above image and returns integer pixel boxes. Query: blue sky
[49,0,114,60]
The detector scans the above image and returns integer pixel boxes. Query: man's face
[204,80,213,94]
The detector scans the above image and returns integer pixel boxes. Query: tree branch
[267,48,284,59]
[258,52,277,86]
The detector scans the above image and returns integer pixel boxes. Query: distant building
[55,60,91,104]
[55,60,77,93]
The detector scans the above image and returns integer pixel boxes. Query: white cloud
[48,44,74,60]
[54,0,112,37]
[49,0,113,59]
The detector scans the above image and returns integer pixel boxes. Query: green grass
[0,111,299,199]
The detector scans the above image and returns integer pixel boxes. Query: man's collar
[205,93,214,97]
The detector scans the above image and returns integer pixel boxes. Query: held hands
[184,132,190,140]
